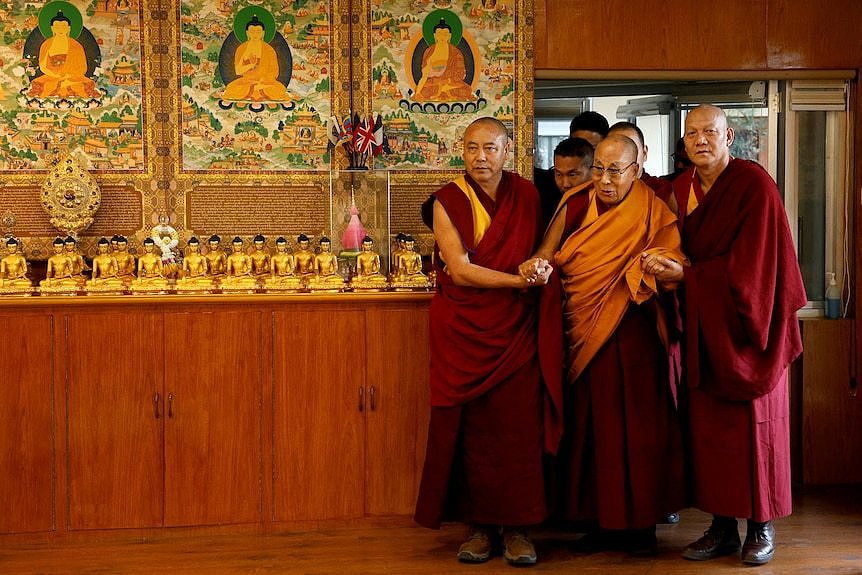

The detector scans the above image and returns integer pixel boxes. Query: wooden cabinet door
[272,309,366,521]
[163,310,264,526]
[364,307,430,516]
[0,314,55,534]
[64,311,164,530]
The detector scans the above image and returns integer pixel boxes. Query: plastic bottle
[825,272,841,319]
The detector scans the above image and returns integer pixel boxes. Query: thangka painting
[370,0,516,170]
[179,0,333,172]
[0,0,144,171]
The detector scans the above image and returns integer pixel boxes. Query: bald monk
[642,104,806,566]
[414,117,556,567]
[524,134,686,555]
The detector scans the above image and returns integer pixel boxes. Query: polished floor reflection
[1,487,859,574]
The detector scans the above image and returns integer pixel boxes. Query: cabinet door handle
[153,392,161,419]
[369,386,377,411]
[358,386,364,412]
[168,393,174,418]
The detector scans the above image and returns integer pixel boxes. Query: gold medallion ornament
[40,153,101,237]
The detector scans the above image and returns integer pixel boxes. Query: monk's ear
[725,127,735,148]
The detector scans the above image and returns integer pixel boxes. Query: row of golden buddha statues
[0,233,433,296]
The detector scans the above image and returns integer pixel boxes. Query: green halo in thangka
[233,6,277,43]
[422,9,463,47]
[38,1,84,39]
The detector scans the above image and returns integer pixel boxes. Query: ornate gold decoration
[40,153,101,237]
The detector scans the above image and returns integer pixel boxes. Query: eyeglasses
[590,162,636,179]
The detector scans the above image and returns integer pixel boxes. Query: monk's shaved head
[596,134,638,164]
[466,116,510,141]
[687,104,728,129]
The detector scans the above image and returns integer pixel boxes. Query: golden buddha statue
[249,234,271,278]
[307,236,345,292]
[0,237,34,294]
[40,237,83,293]
[293,233,315,278]
[263,236,301,291]
[175,237,215,292]
[388,232,407,281]
[85,237,126,294]
[220,236,258,291]
[205,234,228,283]
[113,235,136,286]
[350,235,389,291]
[63,236,88,285]
[391,234,431,290]
[130,237,169,293]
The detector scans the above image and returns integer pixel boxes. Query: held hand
[641,253,684,283]
[518,257,553,286]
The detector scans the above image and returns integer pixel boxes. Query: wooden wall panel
[767,0,862,69]
[540,0,767,70]
[802,319,862,484]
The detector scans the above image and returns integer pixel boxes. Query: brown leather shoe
[502,528,537,566]
[741,520,775,565]
[681,516,741,561]
[457,526,493,563]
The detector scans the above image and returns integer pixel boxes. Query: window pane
[726,107,769,164]
[795,111,827,301]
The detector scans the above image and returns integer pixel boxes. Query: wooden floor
[1,487,860,574]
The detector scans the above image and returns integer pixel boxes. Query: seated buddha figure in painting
[263,236,301,291]
[85,237,125,293]
[0,238,33,292]
[130,237,168,292]
[414,18,472,103]
[27,8,100,99]
[221,236,258,290]
[222,13,290,103]
[350,235,388,291]
[307,236,344,291]
[175,237,214,292]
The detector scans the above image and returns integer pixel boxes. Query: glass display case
[329,170,390,279]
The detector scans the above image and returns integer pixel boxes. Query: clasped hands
[640,252,684,283]
[518,257,553,286]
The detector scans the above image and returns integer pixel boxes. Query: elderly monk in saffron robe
[642,104,806,566]
[414,117,561,567]
[524,134,686,555]
[223,15,289,102]
[28,11,99,99]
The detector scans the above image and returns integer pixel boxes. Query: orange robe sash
[555,180,685,382]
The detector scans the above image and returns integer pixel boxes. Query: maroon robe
[414,171,561,529]
[673,159,807,521]
[545,185,685,530]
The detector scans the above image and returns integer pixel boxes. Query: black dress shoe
[742,520,775,565]
[681,516,741,561]
[662,512,680,524]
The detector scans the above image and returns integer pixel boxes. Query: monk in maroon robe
[414,117,561,567]
[527,134,686,556]
[642,105,806,566]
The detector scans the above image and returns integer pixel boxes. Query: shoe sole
[742,551,774,565]
[504,554,537,566]
[681,545,740,561]
[457,551,491,563]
